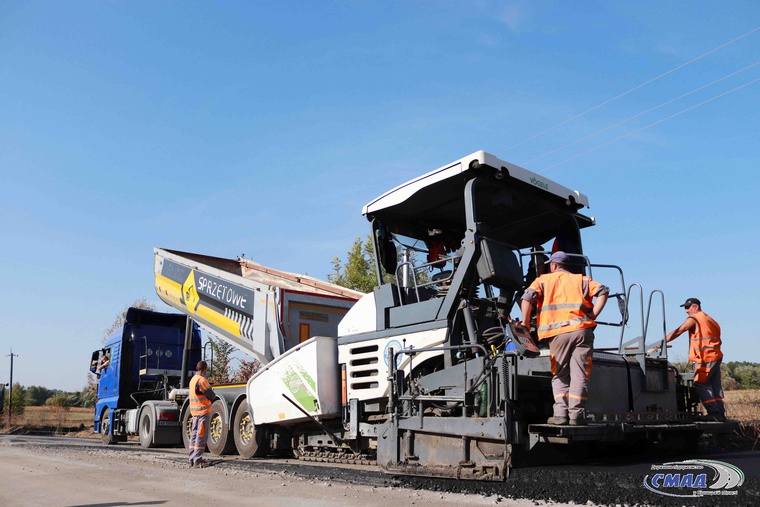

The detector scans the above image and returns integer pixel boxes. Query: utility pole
[7,348,18,428]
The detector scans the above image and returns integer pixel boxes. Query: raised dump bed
[153,247,362,364]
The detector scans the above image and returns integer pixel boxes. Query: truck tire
[233,403,268,458]
[139,409,156,448]
[208,399,235,455]
[100,409,115,445]
[181,408,210,452]
[181,409,192,450]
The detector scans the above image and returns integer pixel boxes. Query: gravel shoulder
[2,435,758,507]
[0,435,575,507]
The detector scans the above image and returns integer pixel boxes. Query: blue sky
[1,2,759,391]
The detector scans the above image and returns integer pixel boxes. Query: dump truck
[91,262,361,450]
[141,150,734,480]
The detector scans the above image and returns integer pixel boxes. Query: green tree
[328,236,377,293]
[670,360,760,390]
[400,248,431,286]
[723,361,737,380]
[208,336,236,385]
[25,385,54,406]
[80,376,98,409]
[733,364,760,389]
[722,372,741,391]
[3,382,26,417]
[328,235,430,293]
[231,358,262,383]
[722,361,760,389]
[78,383,98,408]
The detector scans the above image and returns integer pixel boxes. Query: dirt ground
[3,433,758,506]
[0,435,582,507]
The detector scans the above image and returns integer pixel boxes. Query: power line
[495,25,760,156]
[525,60,760,165]
[538,76,760,173]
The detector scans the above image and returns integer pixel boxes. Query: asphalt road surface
[1,435,757,507]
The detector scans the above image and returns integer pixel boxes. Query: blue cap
[545,251,570,264]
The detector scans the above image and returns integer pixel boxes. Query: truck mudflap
[135,402,184,448]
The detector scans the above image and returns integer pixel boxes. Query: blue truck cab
[90,307,201,446]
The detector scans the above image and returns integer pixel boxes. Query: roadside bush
[46,393,72,432]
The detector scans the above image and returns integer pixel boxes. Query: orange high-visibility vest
[189,374,212,416]
[688,311,722,363]
[529,270,602,341]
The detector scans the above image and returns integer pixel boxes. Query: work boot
[188,461,194,468]
[547,416,568,425]
[194,459,209,468]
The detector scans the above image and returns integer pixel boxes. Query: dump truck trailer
[91,257,361,452]
[137,150,735,479]
[152,249,362,455]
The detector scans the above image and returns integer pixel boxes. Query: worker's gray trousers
[693,358,725,415]
[189,412,210,464]
[548,328,594,421]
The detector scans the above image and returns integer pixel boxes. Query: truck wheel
[233,403,268,458]
[181,409,192,450]
[208,399,235,455]
[181,409,209,452]
[100,410,115,445]
[139,409,156,448]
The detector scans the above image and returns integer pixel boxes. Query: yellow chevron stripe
[155,273,183,309]
[196,302,241,338]
[156,271,242,339]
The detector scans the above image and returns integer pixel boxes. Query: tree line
[4,342,260,418]
[2,384,91,416]
[670,361,760,390]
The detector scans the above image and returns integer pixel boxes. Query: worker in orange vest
[520,251,609,426]
[188,360,217,468]
[661,298,725,421]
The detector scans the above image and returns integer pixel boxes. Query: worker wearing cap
[520,251,609,426]
[662,298,724,421]
[188,360,217,468]
[96,350,110,373]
